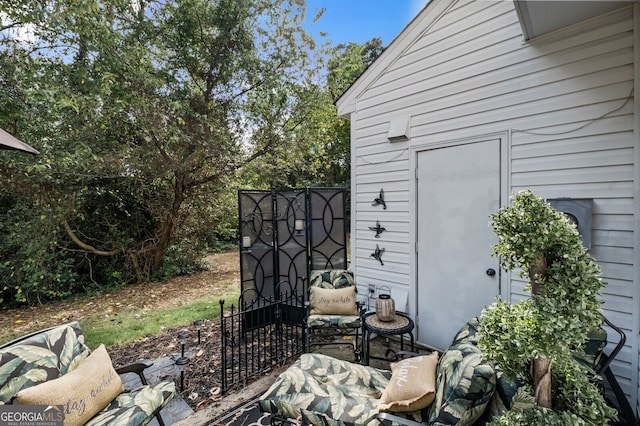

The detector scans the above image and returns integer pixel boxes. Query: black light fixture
[193,320,204,345]
[177,330,189,357]
[294,219,305,235]
[175,330,190,392]
[548,198,593,250]
[175,356,189,392]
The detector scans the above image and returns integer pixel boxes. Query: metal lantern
[376,287,396,322]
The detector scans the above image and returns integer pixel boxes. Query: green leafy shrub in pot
[479,190,616,425]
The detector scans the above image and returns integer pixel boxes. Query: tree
[479,190,615,425]
[327,37,382,101]
[0,0,323,304]
[240,37,383,190]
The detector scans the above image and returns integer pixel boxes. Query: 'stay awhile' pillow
[16,344,124,426]
[309,286,358,315]
[378,352,439,412]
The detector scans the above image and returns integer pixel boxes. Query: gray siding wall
[348,0,637,407]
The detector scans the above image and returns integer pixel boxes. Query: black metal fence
[219,288,304,393]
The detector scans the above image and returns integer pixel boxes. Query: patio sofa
[0,321,175,426]
[259,318,496,425]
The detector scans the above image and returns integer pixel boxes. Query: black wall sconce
[371,244,385,266]
[369,221,386,238]
[294,219,305,235]
[372,188,386,209]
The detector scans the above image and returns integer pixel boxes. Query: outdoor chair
[260,318,497,426]
[305,269,364,361]
[0,322,175,426]
[585,314,637,425]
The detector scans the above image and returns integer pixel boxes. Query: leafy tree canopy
[241,37,383,190]
[0,0,330,304]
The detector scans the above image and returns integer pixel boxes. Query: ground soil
[0,251,245,412]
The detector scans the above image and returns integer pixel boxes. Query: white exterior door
[416,139,501,350]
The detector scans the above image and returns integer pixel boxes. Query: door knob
[486,268,496,277]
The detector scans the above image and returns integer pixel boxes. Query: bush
[0,196,80,306]
[480,190,615,425]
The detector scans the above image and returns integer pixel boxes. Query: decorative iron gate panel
[238,188,347,328]
[219,290,303,393]
[309,188,348,270]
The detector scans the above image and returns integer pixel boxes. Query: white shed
[336,0,640,414]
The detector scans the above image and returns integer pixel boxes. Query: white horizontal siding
[511,125,634,153]
[592,229,634,247]
[349,0,636,405]
[356,164,407,178]
[357,8,633,117]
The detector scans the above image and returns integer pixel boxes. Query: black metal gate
[219,289,303,393]
[238,188,347,327]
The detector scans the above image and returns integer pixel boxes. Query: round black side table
[363,311,415,365]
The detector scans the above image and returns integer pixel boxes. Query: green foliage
[0,0,331,305]
[327,38,383,101]
[242,38,383,190]
[154,243,209,282]
[199,191,240,252]
[550,356,617,424]
[477,300,534,379]
[487,407,603,426]
[485,358,616,426]
[479,190,613,425]
[0,194,79,305]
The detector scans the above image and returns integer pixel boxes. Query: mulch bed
[109,318,230,411]
[109,317,302,412]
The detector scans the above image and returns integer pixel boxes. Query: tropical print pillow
[573,326,607,373]
[0,322,90,403]
[450,317,481,347]
[307,314,362,329]
[309,270,356,290]
[427,341,496,425]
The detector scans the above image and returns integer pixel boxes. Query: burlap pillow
[309,286,358,315]
[16,344,124,426]
[378,352,439,412]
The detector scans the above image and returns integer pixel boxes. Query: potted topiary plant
[479,190,616,425]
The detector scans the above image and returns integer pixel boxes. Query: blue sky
[303,0,429,47]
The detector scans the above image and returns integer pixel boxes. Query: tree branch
[1,22,24,32]
[62,218,122,256]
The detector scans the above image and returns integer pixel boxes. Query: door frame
[408,131,511,344]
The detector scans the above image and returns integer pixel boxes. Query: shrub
[480,190,615,425]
